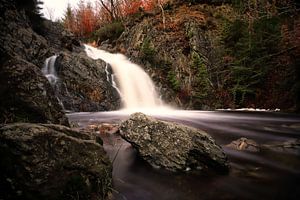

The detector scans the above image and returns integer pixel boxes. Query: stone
[226,137,260,152]
[120,112,229,173]
[0,123,112,200]
[55,52,121,112]
[0,56,69,125]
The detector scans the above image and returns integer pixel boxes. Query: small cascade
[105,63,123,97]
[42,55,65,109]
[84,44,170,112]
[42,55,59,86]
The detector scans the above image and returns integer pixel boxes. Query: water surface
[68,110,300,200]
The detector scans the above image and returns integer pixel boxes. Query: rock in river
[120,113,229,173]
[0,123,112,200]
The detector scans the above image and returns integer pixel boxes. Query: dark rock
[0,123,112,200]
[120,112,229,173]
[0,2,49,67]
[0,57,69,125]
[55,51,121,112]
[226,137,260,152]
[43,19,81,52]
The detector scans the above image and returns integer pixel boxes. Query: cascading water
[42,55,59,86]
[84,44,169,112]
[42,55,65,109]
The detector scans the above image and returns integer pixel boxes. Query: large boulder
[0,123,112,200]
[120,113,229,173]
[0,57,69,125]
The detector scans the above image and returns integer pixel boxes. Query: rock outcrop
[0,56,69,125]
[55,51,120,112]
[120,112,229,173]
[0,123,112,200]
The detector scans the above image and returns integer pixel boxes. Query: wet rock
[0,123,112,200]
[226,137,260,152]
[55,52,121,112]
[120,112,229,173]
[88,123,119,135]
[0,57,69,125]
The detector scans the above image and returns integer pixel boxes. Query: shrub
[141,37,156,62]
[93,21,124,43]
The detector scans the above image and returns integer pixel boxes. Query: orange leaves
[122,0,143,15]
[63,2,99,37]
[63,0,169,38]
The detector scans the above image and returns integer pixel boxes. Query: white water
[42,55,66,109]
[42,55,59,86]
[84,44,170,113]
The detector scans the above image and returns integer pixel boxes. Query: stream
[68,110,300,200]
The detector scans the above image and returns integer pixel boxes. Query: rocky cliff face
[0,0,68,124]
[114,3,234,109]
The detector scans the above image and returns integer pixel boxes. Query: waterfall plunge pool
[68,110,300,200]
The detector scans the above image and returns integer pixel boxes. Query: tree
[63,3,75,32]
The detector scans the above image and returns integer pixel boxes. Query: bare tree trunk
[158,0,166,30]
[99,0,115,21]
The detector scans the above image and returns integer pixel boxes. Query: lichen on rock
[0,123,112,200]
[120,112,229,173]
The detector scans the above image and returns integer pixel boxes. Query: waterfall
[84,44,169,112]
[42,55,65,109]
[42,55,59,86]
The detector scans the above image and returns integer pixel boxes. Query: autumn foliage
[63,0,167,38]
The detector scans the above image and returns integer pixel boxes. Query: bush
[167,71,181,91]
[141,37,156,62]
[93,21,124,43]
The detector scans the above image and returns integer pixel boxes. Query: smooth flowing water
[68,110,300,200]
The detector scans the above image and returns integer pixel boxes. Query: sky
[41,0,97,21]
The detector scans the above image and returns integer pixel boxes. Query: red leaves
[63,2,99,37]
[63,0,169,38]
[122,0,143,15]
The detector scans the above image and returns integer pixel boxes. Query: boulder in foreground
[0,123,112,200]
[120,113,229,173]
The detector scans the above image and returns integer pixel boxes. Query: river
[68,110,300,200]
